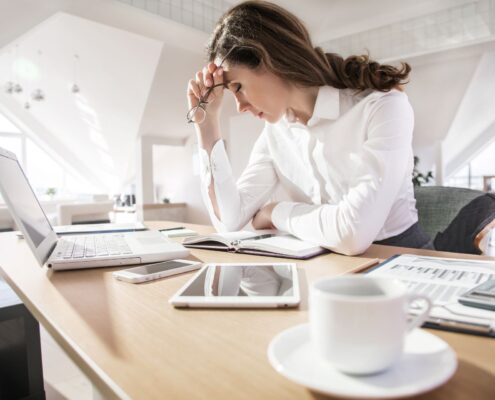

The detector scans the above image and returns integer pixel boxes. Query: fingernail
[206,79,212,86]
[218,68,223,75]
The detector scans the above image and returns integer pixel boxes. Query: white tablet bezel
[169,262,300,308]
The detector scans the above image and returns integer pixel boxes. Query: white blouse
[198,86,418,255]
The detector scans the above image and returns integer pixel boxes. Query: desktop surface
[0,221,494,399]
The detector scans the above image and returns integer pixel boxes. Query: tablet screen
[180,264,294,297]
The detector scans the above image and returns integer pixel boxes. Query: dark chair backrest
[414,186,484,239]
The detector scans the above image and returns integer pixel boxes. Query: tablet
[169,262,300,308]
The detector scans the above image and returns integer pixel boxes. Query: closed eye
[235,83,242,93]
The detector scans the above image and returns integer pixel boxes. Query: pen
[352,258,381,274]
[160,227,186,232]
[248,234,276,241]
[425,317,493,335]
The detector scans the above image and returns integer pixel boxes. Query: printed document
[368,254,495,325]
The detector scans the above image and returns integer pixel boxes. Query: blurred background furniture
[483,175,495,192]
[141,203,186,222]
[57,201,114,226]
[414,186,484,239]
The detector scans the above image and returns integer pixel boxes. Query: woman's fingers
[195,70,206,96]
[188,79,201,99]
[203,66,213,88]
[187,64,225,117]
[205,62,219,86]
[187,79,201,109]
[213,67,224,83]
[207,62,217,73]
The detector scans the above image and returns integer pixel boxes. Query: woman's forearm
[195,118,222,155]
[198,133,278,232]
[196,119,222,219]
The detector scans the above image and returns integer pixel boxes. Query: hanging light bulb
[71,54,80,93]
[4,47,15,94]
[32,89,45,101]
[32,49,45,101]
[13,83,23,94]
[13,44,23,94]
[4,81,14,94]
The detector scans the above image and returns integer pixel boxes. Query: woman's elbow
[213,215,246,232]
[325,235,372,256]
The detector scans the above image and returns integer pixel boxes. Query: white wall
[404,41,495,180]
[139,45,204,139]
[442,50,495,177]
[404,50,481,175]
[152,137,211,224]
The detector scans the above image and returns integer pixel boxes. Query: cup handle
[406,294,432,332]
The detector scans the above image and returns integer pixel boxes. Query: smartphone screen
[131,261,192,275]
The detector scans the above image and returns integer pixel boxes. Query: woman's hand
[252,202,278,230]
[187,62,225,124]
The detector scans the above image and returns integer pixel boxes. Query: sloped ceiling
[0,0,73,48]
[0,12,163,192]
[443,50,495,177]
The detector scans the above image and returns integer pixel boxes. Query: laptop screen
[0,151,53,247]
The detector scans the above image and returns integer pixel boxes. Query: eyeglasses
[186,45,254,124]
[186,82,228,124]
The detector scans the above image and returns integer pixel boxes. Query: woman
[186,1,494,256]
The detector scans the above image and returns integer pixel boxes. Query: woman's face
[222,63,291,124]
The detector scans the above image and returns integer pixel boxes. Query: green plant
[412,156,434,187]
[46,187,57,197]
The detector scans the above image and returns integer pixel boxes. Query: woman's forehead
[219,63,241,82]
[220,63,255,80]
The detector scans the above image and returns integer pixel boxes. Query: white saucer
[267,324,457,399]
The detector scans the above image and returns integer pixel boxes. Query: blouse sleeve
[271,93,415,255]
[198,129,279,231]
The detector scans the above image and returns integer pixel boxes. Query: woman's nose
[235,98,250,113]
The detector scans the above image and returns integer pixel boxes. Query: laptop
[0,147,189,270]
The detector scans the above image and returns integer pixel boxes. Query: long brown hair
[206,1,410,92]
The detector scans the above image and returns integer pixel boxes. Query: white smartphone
[113,259,201,283]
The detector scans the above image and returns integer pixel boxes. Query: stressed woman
[186,1,494,256]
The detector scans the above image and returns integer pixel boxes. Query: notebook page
[242,234,321,257]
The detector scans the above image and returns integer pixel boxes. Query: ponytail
[314,47,410,91]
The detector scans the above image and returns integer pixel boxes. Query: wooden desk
[0,222,494,399]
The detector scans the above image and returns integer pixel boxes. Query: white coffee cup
[309,275,432,375]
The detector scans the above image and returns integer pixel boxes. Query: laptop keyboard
[53,234,133,259]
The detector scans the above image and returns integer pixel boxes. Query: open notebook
[182,230,327,260]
